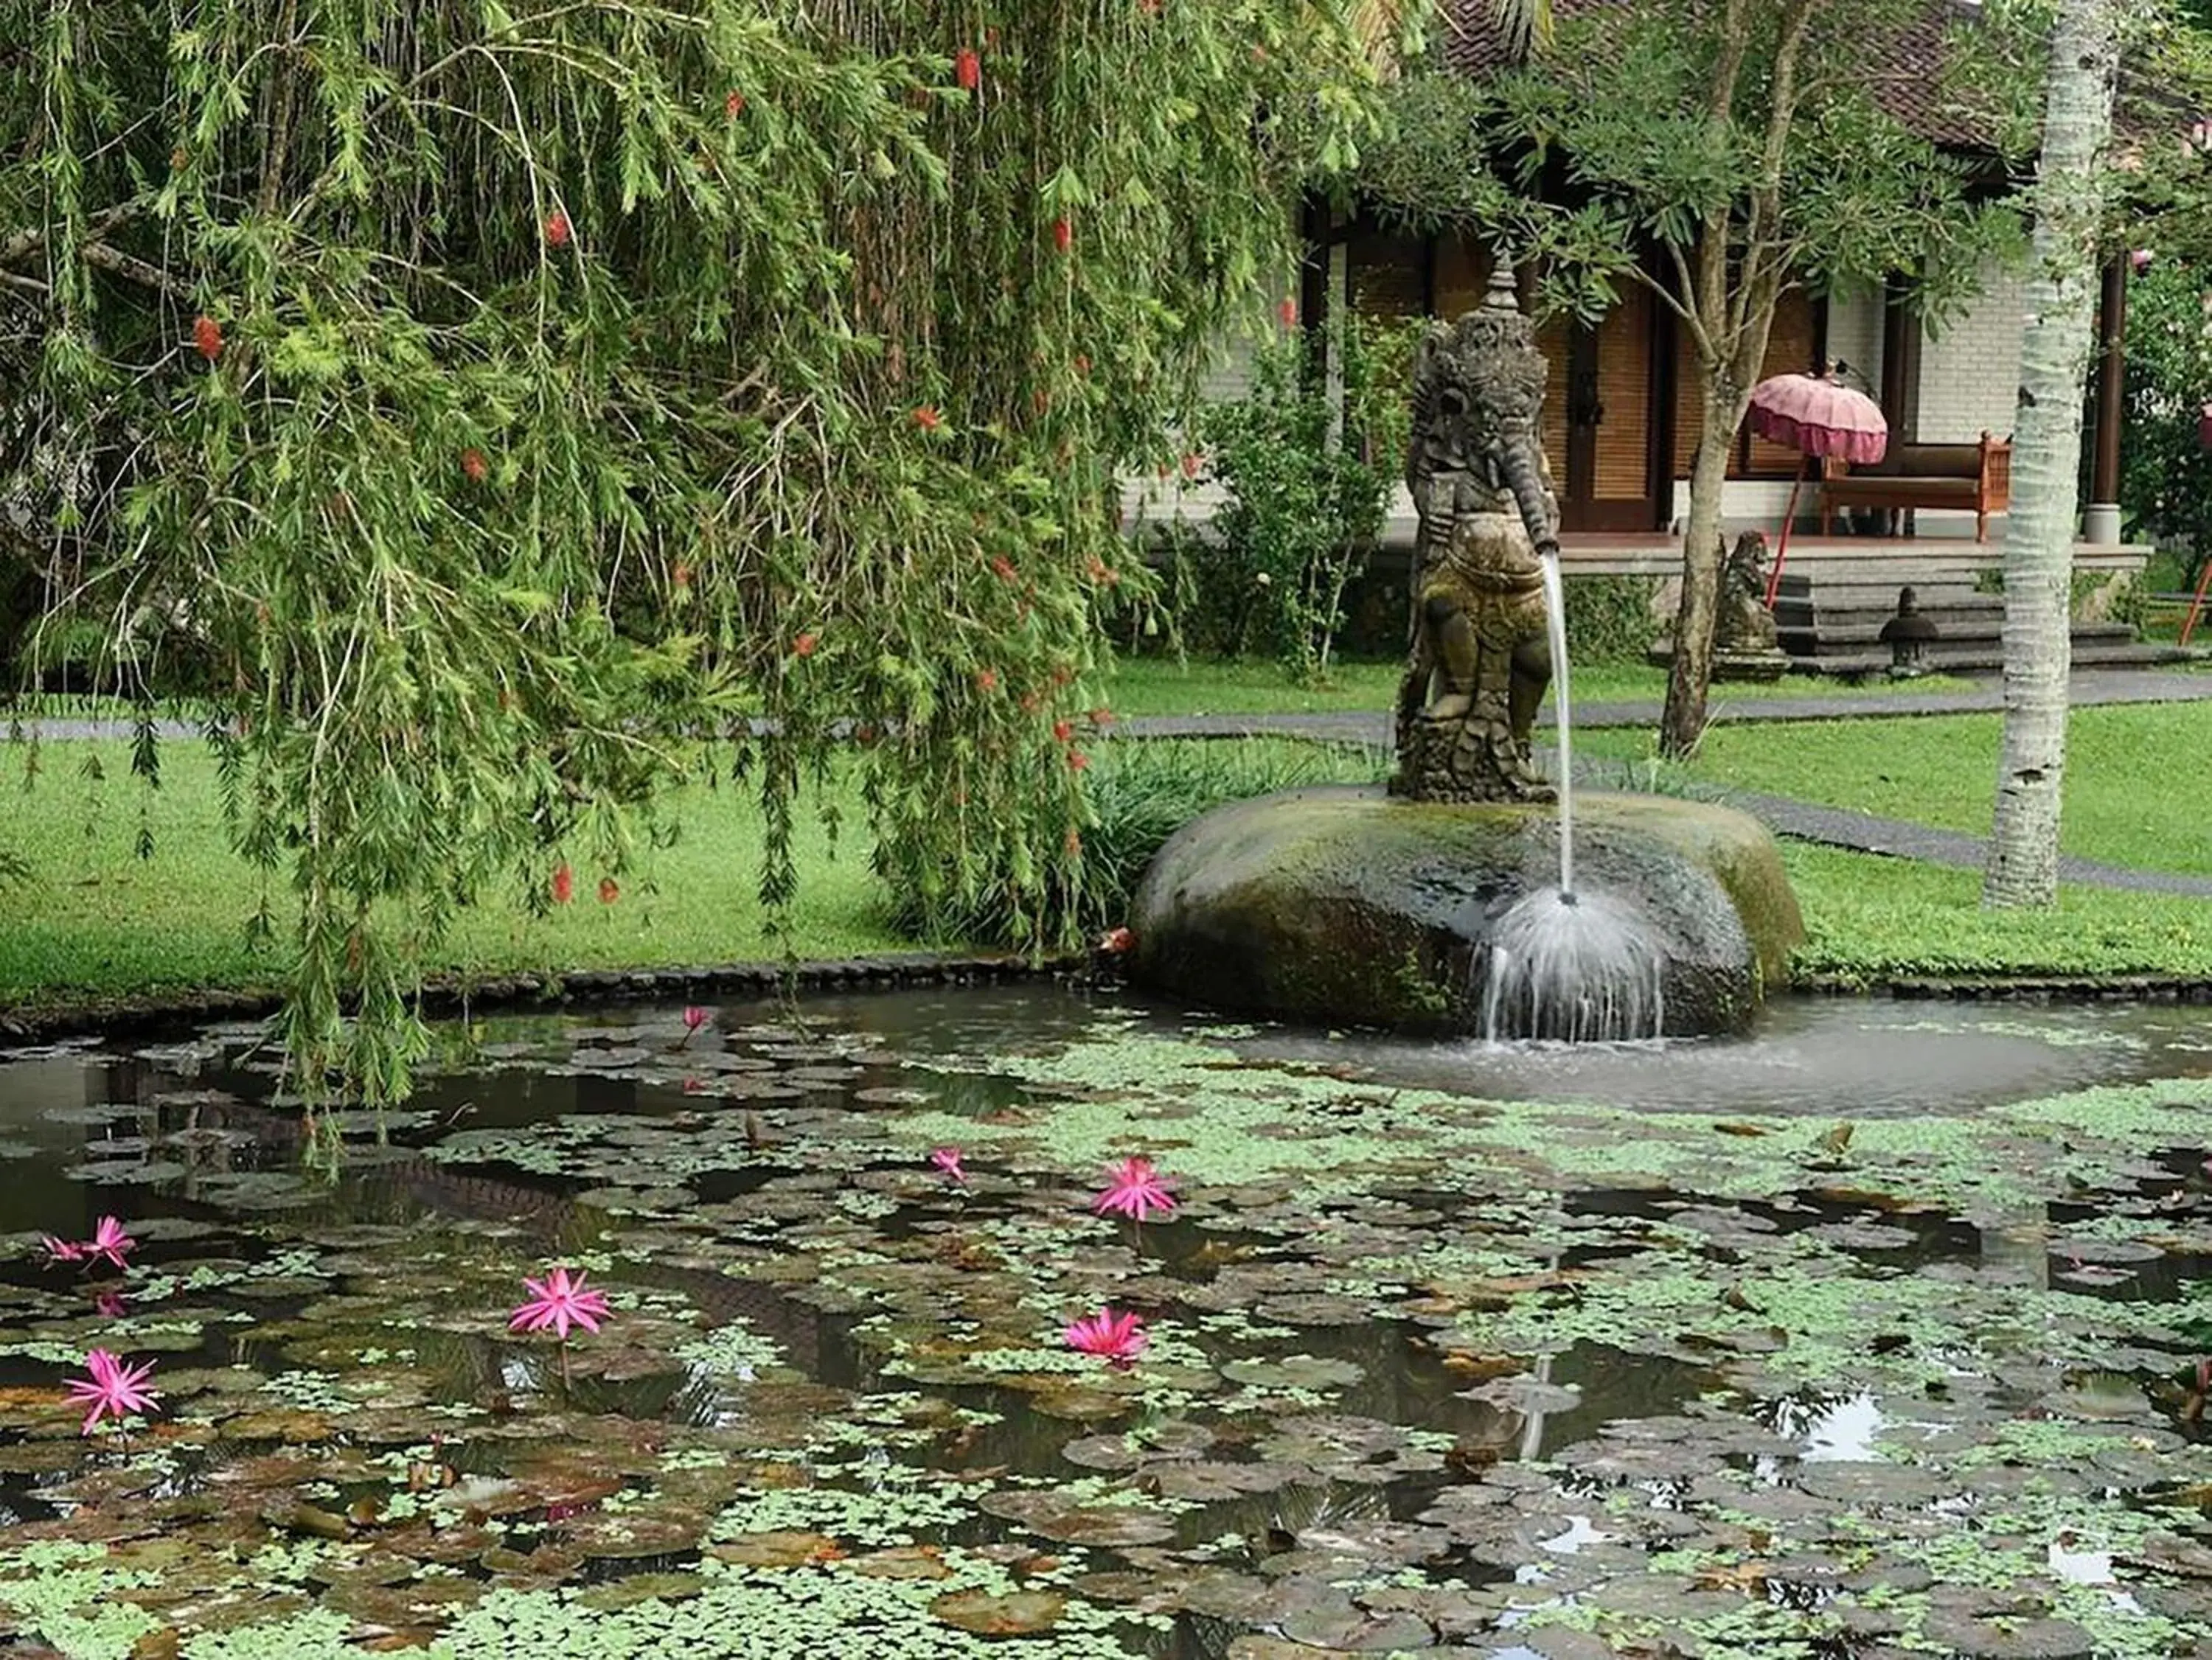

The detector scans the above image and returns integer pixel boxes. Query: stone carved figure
[1393,263,1561,804]
[1716,531,1781,655]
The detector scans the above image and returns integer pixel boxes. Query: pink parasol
[1747,371,1889,605]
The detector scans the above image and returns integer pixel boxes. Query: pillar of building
[2082,251,2129,547]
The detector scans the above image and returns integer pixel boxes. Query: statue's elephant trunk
[1495,428,1559,562]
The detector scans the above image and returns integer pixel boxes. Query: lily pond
[1,988,2211,1660]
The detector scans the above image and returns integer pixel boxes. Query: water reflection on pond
[0,986,2202,1657]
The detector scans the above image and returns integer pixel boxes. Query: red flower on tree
[192,315,223,362]
[975,669,999,692]
[1276,296,1297,329]
[955,48,981,91]
[726,91,746,117]
[1067,750,1091,772]
[1052,719,1074,743]
[552,864,575,905]
[544,207,572,248]
[461,447,490,484]
[1074,354,1091,377]
[598,876,620,904]
[1053,217,1073,254]
[1090,707,1115,728]
[793,632,819,657]
[914,405,942,432]
[991,556,1018,581]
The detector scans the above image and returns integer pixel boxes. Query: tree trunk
[1983,0,2127,907]
[1660,408,1739,757]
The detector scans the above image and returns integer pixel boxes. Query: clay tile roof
[1442,0,2000,153]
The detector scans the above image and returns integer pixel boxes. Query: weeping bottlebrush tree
[0,0,1401,1101]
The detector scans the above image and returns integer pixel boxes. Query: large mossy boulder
[1128,785,1804,1037]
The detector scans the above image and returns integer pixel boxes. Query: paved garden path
[1122,663,2212,741]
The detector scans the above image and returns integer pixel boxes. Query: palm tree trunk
[1983,0,2129,907]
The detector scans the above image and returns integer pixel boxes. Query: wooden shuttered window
[1671,287,1823,478]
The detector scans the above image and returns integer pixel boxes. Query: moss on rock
[1128,785,1804,1036]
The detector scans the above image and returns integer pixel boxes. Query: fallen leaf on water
[929,1588,1065,1636]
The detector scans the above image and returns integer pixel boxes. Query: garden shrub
[1194,316,1420,682]
[1561,575,1660,664]
[908,738,1386,946]
[2121,261,2212,593]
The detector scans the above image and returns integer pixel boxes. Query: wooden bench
[1819,432,2012,542]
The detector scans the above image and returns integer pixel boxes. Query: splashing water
[1481,885,1666,1043]
[1538,549,1573,895]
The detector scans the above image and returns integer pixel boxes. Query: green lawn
[0,740,904,1004]
[7,706,2211,1010]
[1590,705,2212,878]
[1779,842,2212,983]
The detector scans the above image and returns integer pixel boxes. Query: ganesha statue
[1392,263,1562,805]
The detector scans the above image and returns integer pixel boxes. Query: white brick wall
[1917,262,2025,444]
[1825,285,1885,395]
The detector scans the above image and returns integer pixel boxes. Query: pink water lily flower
[509,1267,611,1341]
[1094,1156,1177,1223]
[930,1146,967,1185]
[66,1350,161,1435]
[1064,1308,1147,1367]
[40,1235,86,1266]
[678,1006,712,1048]
[86,1217,136,1272]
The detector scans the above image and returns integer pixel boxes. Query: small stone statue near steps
[1712,531,1791,683]
[1393,263,1562,805]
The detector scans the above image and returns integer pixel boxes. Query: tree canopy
[1,0,1401,1101]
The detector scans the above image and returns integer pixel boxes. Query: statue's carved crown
[1408,257,1547,459]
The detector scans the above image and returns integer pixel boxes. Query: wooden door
[1539,285,1664,532]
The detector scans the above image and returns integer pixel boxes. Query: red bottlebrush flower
[914,405,942,432]
[1067,750,1091,771]
[552,863,575,905]
[793,632,818,657]
[1276,296,1298,329]
[1180,452,1201,479]
[1090,706,1114,728]
[726,90,747,117]
[955,48,981,91]
[1052,719,1074,743]
[598,876,619,905]
[461,447,490,483]
[991,555,1018,582]
[1053,217,1073,254]
[975,669,999,692]
[544,207,572,248]
[192,315,223,362]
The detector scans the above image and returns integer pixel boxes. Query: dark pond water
[0,987,2206,1658]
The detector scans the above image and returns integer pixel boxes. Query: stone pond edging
[0,950,1086,1045]
[9,955,2208,1051]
